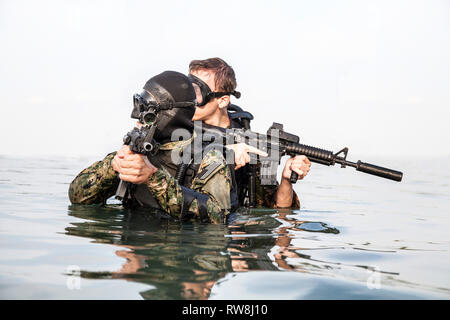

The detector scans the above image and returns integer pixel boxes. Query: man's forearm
[68,152,119,204]
[275,178,295,208]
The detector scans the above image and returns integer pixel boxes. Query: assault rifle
[115,112,403,207]
[201,122,403,205]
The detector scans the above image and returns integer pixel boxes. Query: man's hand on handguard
[112,145,158,184]
[275,155,311,208]
[226,143,268,170]
[281,155,311,182]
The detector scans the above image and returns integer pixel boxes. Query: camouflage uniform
[69,143,299,224]
[69,143,232,223]
[68,152,119,205]
[145,148,232,223]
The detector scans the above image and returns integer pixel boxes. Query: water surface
[0,155,449,299]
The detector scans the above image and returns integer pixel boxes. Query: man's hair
[189,57,237,93]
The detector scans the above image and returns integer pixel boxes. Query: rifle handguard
[286,143,334,184]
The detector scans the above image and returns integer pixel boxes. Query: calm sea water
[0,154,449,299]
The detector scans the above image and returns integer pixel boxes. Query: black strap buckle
[180,186,210,223]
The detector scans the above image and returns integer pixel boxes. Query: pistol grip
[290,171,299,184]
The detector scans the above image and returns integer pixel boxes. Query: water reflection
[266,210,398,281]
[65,204,440,299]
[66,205,232,299]
[237,209,404,288]
[2,155,448,299]
[269,210,340,271]
[65,205,349,299]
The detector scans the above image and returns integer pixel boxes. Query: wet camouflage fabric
[146,148,231,224]
[68,152,119,205]
[68,145,231,223]
[68,144,299,223]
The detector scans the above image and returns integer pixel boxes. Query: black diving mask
[131,90,196,126]
[188,74,241,106]
[131,90,159,125]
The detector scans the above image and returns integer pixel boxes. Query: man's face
[191,69,220,121]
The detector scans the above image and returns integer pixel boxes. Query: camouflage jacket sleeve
[254,163,300,209]
[146,149,231,223]
[68,152,119,205]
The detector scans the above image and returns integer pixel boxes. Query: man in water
[113,58,311,210]
[70,71,237,223]
[188,57,311,208]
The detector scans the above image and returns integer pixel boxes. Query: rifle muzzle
[356,161,403,182]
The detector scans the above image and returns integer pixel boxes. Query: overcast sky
[1,0,449,159]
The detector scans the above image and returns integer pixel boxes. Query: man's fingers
[245,145,268,157]
[119,173,145,184]
[236,161,244,168]
[120,159,146,170]
[112,156,122,172]
[119,174,139,184]
[116,167,142,176]
[115,155,147,171]
[290,166,304,177]
[123,153,140,161]
[291,161,310,172]
[293,155,311,165]
[284,155,311,180]
[117,145,133,158]
[122,153,145,163]
[291,156,312,169]
[122,145,132,153]
[235,156,245,169]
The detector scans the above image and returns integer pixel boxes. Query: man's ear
[218,95,230,109]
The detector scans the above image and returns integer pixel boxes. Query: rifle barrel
[287,143,403,182]
[355,160,403,182]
